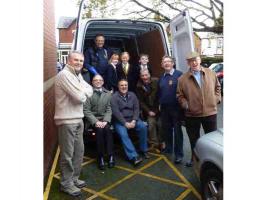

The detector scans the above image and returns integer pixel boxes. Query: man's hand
[148,111,156,117]
[125,122,132,129]
[95,121,107,128]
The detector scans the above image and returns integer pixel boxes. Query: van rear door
[170,9,195,73]
[73,0,87,50]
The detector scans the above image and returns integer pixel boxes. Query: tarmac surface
[44,100,223,200]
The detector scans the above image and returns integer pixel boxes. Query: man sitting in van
[83,33,113,84]
[111,79,150,166]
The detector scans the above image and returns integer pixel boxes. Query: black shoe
[141,152,150,159]
[174,157,183,164]
[130,156,143,166]
[185,160,193,167]
[108,155,115,168]
[98,156,105,170]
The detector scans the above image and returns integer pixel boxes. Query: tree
[76,0,223,33]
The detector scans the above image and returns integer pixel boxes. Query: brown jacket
[177,67,221,117]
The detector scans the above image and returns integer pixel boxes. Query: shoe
[74,179,87,188]
[130,156,143,166]
[108,155,115,168]
[98,156,105,170]
[140,152,150,159]
[60,185,81,197]
[185,160,193,167]
[174,157,183,164]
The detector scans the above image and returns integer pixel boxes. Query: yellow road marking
[176,188,192,200]
[115,165,188,188]
[83,156,92,160]
[95,158,162,197]
[83,187,118,200]
[162,156,201,199]
[82,159,96,167]
[43,147,60,200]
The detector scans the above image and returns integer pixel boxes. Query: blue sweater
[158,69,183,107]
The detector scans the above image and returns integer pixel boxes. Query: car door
[170,9,195,73]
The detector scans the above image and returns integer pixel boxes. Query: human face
[187,56,201,72]
[111,56,119,65]
[140,71,150,84]
[92,75,104,89]
[118,80,128,95]
[95,36,105,48]
[162,57,174,73]
[121,54,129,64]
[67,53,84,73]
[139,56,149,65]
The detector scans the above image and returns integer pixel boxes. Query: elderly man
[83,75,114,170]
[158,55,184,164]
[54,51,93,196]
[111,79,149,166]
[136,69,162,151]
[177,51,221,167]
[83,33,113,83]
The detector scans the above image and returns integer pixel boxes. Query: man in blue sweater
[158,55,184,164]
[111,79,149,166]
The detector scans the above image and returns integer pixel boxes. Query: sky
[55,0,78,26]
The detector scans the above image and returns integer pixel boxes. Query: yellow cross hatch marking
[44,146,201,200]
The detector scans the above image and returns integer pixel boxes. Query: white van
[73,0,195,76]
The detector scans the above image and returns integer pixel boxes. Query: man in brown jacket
[177,52,221,167]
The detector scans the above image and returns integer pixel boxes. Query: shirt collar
[164,68,175,76]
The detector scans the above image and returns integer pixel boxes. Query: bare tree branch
[130,0,170,21]
[183,0,210,10]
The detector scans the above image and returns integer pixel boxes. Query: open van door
[73,0,87,50]
[170,9,195,73]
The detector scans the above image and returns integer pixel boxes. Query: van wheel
[201,168,223,200]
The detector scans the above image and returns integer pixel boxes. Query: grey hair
[140,68,151,77]
[67,50,84,60]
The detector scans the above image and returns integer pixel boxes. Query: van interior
[82,19,170,77]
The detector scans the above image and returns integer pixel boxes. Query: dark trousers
[94,124,114,157]
[161,106,184,158]
[185,114,217,158]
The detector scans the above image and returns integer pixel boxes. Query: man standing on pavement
[177,51,221,167]
[54,51,93,196]
[158,55,184,164]
[111,79,149,166]
[83,33,113,84]
[83,75,115,170]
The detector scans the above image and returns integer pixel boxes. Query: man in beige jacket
[54,51,93,196]
[177,52,221,167]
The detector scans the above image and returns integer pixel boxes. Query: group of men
[54,34,221,197]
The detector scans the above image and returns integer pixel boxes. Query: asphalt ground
[44,100,223,200]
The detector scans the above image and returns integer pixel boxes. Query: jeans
[161,106,184,158]
[114,120,148,160]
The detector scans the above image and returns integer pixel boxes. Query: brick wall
[43,0,58,185]
[59,21,76,43]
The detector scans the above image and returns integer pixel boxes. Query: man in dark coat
[83,33,113,83]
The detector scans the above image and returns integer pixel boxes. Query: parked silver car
[194,129,223,200]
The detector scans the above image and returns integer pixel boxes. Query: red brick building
[57,17,76,64]
[43,0,57,185]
